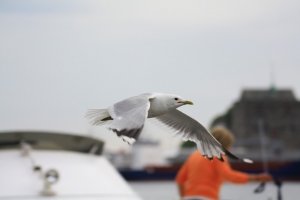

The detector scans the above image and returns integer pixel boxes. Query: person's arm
[223,157,273,183]
[222,157,249,184]
[247,173,273,182]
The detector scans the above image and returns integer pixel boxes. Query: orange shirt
[176,151,248,200]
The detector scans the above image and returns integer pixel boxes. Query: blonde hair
[211,126,235,148]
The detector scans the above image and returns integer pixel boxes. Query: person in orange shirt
[176,126,272,200]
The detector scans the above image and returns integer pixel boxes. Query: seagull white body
[86,93,252,163]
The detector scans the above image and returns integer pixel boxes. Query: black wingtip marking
[109,126,145,145]
[223,147,240,161]
[223,147,253,164]
[217,156,224,162]
[119,137,131,145]
[110,126,144,140]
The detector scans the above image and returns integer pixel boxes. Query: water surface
[129,181,300,200]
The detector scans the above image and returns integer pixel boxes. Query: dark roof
[0,130,104,155]
[241,89,296,102]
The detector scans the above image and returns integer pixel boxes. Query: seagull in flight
[85,93,252,163]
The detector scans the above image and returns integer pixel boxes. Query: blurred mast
[258,119,268,172]
[253,119,269,194]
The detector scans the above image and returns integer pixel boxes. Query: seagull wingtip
[243,158,253,164]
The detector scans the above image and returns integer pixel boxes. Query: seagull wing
[107,93,155,144]
[152,109,251,163]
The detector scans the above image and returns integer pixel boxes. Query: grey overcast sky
[1,0,300,152]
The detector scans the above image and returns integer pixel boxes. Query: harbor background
[129,181,300,200]
[1,1,300,199]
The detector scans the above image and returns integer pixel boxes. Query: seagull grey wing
[107,93,155,144]
[152,109,252,163]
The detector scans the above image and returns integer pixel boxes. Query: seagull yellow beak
[183,100,194,105]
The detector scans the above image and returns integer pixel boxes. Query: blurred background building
[211,87,300,162]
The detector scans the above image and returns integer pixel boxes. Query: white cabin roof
[0,150,141,200]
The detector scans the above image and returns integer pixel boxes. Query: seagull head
[165,94,194,109]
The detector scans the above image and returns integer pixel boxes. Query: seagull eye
[174,98,178,101]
